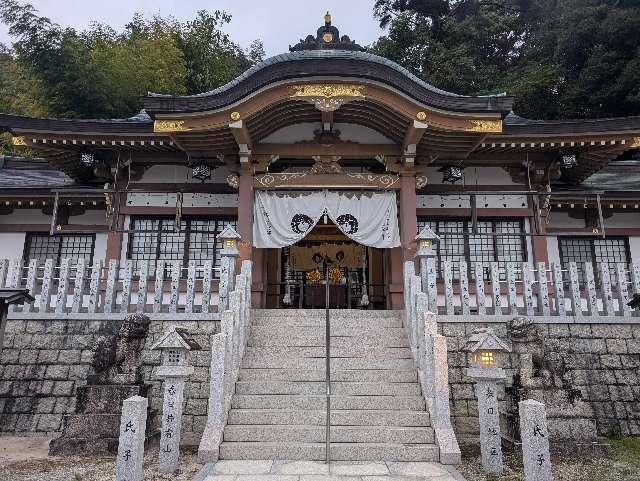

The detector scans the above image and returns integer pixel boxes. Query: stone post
[464,328,511,475]
[151,327,201,475]
[519,399,554,481]
[415,225,439,312]
[218,225,241,312]
[116,395,148,481]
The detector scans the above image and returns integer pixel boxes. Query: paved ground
[195,460,466,481]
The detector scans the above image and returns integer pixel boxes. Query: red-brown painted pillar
[389,175,418,309]
[237,171,265,307]
[530,212,549,264]
[105,191,126,261]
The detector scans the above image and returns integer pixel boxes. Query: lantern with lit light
[464,327,511,475]
[465,327,510,373]
[217,225,241,312]
[416,225,439,259]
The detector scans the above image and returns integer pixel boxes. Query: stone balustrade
[419,260,639,322]
[403,261,461,464]
[0,258,226,319]
[198,260,252,462]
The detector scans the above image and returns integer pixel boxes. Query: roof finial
[325,11,332,25]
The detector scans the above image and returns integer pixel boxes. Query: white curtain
[253,190,400,248]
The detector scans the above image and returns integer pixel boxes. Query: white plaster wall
[0,209,49,224]
[601,212,640,228]
[424,166,521,187]
[417,193,528,209]
[0,233,26,260]
[628,237,640,264]
[126,192,238,208]
[72,210,107,226]
[94,233,108,262]
[546,211,585,230]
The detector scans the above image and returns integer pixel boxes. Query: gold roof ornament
[325,11,332,25]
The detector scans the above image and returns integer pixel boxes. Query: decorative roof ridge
[505,111,640,127]
[0,110,152,125]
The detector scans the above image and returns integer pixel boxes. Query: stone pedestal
[48,313,153,456]
[474,379,503,474]
[159,379,186,474]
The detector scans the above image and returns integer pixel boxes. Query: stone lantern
[151,327,201,474]
[415,225,439,303]
[464,327,511,475]
[218,225,241,312]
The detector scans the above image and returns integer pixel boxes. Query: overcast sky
[0,0,384,57]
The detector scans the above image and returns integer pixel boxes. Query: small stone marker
[151,327,201,474]
[116,395,148,481]
[519,399,554,481]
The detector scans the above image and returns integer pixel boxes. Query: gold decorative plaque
[631,137,640,148]
[154,120,187,132]
[322,32,333,43]
[230,111,241,121]
[466,119,503,133]
[416,111,427,121]
[290,84,366,112]
[12,136,27,146]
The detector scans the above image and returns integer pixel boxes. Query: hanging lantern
[80,152,96,166]
[440,165,464,184]
[560,153,578,169]
[192,160,212,182]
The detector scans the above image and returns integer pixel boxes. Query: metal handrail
[324,261,331,464]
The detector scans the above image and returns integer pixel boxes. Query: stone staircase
[219,309,440,461]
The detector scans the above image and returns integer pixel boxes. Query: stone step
[219,441,439,462]
[231,394,426,411]
[242,356,415,370]
[242,346,413,360]
[224,425,434,444]
[255,309,402,319]
[235,381,422,396]
[227,409,431,426]
[249,333,409,348]
[249,325,408,339]
[238,368,418,383]
[252,317,403,328]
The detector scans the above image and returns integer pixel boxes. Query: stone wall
[2,316,639,447]
[441,321,640,444]
[0,318,219,445]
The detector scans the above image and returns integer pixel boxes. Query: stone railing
[0,258,233,319]
[198,260,252,462]
[418,260,639,323]
[403,261,461,465]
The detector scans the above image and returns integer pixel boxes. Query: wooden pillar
[237,171,264,307]
[389,175,418,309]
[105,213,125,261]
[530,210,549,264]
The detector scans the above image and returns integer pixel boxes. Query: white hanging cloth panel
[324,191,400,248]
[253,190,401,249]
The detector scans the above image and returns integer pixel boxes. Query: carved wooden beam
[253,143,400,158]
[403,120,428,164]
[321,111,334,132]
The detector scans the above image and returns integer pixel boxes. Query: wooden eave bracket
[403,120,428,164]
[229,120,252,163]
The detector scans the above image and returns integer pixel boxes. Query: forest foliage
[1,0,639,121]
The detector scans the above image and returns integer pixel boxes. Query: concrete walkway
[195,460,466,481]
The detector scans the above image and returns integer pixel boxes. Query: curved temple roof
[143,49,513,116]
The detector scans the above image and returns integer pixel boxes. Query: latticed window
[127,216,237,276]
[24,233,95,266]
[416,218,526,279]
[559,237,629,283]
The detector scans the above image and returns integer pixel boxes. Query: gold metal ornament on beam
[631,137,640,148]
[290,84,366,112]
[230,111,241,121]
[12,136,27,146]
[416,111,427,121]
[466,119,503,133]
[154,120,187,132]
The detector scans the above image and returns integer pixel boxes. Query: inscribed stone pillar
[475,380,503,474]
[519,399,554,481]
[116,395,148,481]
[159,378,186,474]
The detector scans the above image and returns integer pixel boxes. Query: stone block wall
[441,321,640,443]
[0,318,219,445]
[2,316,639,447]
